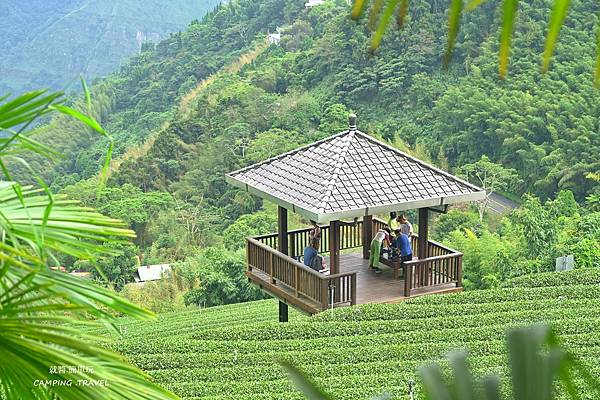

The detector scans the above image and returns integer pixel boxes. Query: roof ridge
[317,130,355,213]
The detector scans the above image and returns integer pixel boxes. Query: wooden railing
[250,216,462,304]
[247,238,356,312]
[254,220,364,258]
[403,253,462,297]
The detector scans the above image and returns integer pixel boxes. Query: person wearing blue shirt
[393,229,413,262]
[303,238,324,271]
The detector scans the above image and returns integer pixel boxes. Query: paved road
[487,192,519,214]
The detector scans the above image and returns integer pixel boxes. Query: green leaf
[279,359,334,400]
[396,0,409,28]
[448,351,474,400]
[465,0,486,11]
[80,75,92,115]
[51,104,109,138]
[419,363,452,400]
[368,0,386,31]
[499,0,519,78]
[445,0,463,67]
[542,0,571,72]
[351,0,369,20]
[370,0,401,52]
[481,375,501,400]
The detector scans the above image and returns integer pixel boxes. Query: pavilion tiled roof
[226,127,485,223]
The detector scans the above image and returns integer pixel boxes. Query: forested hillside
[0,0,219,94]
[17,0,600,302]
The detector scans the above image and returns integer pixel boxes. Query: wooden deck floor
[332,252,459,305]
[247,251,461,314]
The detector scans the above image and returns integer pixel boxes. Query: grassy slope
[97,269,600,399]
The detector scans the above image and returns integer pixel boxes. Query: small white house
[134,264,171,283]
[305,0,325,8]
[267,32,281,45]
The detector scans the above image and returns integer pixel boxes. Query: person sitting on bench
[303,238,327,272]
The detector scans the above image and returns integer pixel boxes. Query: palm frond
[0,276,176,400]
[542,0,571,72]
[465,0,487,11]
[0,88,178,399]
[370,0,400,52]
[499,0,519,78]
[446,0,463,67]
[351,0,578,80]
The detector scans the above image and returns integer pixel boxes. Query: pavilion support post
[277,206,288,323]
[278,302,288,323]
[362,215,373,260]
[329,220,340,275]
[418,208,429,260]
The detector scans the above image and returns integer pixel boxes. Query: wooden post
[350,273,357,305]
[362,215,373,259]
[277,206,288,322]
[279,302,288,323]
[329,220,340,274]
[456,255,463,288]
[404,265,412,297]
[418,208,429,260]
[277,206,288,255]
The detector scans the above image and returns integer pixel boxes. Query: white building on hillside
[134,264,171,283]
[305,0,325,8]
[267,32,281,45]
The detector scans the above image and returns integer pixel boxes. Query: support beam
[277,206,288,255]
[329,220,340,274]
[418,208,429,260]
[277,206,288,322]
[278,301,289,322]
[362,215,373,259]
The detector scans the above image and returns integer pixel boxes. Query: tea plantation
[98,269,600,399]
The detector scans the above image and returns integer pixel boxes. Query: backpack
[310,254,323,271]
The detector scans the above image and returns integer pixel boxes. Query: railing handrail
[427,238,460,254]
[373,217,461,256]
[247,237,357,310]
[251,219,461,257]
[404,252,463,265]
[247,237,357,280]
[247,237,325,278]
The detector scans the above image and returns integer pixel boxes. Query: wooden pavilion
[225,115,485,321]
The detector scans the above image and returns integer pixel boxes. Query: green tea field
[99,269,600,399]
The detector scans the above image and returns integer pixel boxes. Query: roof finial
[348,113,357,131]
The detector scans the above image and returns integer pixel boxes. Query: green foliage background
[11,0,600,304]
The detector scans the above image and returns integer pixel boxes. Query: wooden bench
[379,256,404,279]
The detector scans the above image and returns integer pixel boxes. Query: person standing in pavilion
[369,228,391,273]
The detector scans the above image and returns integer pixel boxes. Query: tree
[246,128,299,162]
[62,181,174,247]
[459,156,520,221]
[175,247,266,307]
[222,211,277,251]
[319,103,349,134]
[585,172,600,212]
[0,90,175,399]
[351,0,600,84]
[509,194,558,262]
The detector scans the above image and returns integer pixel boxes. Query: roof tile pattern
[228,130,481,216]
